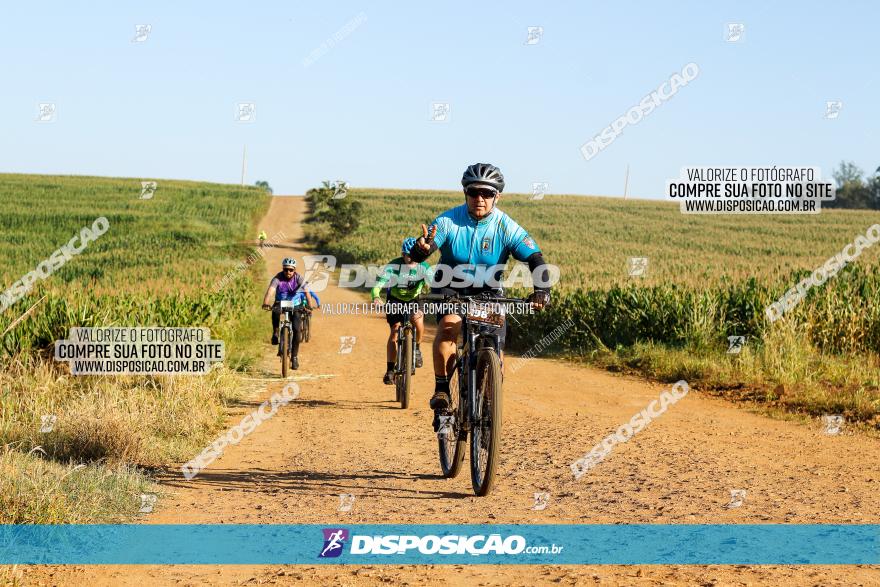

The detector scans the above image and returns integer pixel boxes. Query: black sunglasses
[283,267,295,272]
[466,188,497,200]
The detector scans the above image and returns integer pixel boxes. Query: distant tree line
[827,161,880,209]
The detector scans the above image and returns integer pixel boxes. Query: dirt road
[27,197,880,586]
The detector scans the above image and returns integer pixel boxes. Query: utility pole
[240,145,247,186]
[623,164,630,199]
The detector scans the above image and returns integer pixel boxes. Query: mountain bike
[270,299,304,377]
[426,292,530,496]
[392,302,419,409]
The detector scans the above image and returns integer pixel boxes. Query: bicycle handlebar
[268,301,311,311]
[421,293,530,304]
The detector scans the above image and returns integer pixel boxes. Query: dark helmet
[461,163,505,193]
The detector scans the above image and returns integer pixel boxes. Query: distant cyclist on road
[261,258,320,367]
[258,230,267,248]
[409,163,552,411]
[371,237,433,385]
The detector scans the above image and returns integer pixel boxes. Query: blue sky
[1,1,877,197]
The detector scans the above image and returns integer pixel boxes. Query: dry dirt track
[26,197,880,586]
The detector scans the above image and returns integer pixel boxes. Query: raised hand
[416,224,437,252]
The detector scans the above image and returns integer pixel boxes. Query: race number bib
[466,300,505,328]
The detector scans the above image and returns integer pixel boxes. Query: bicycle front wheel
[303,313,311,342]
[470,348,502,496]
[438,350,465,478]
[280,326,290,378]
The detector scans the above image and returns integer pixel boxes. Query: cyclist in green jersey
[371,237,433,385]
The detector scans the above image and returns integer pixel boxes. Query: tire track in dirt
[27,196,880,586]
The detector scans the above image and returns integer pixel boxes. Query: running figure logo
[39,414,57,433]
[36,103,57,123]
[338,336,356,354]
[725,489,747,509]
[430,102,450,122]
[531,492,550,511]
[725,23,744,43]
[319,528,349,558]
[530,182,548,201]
[824,100,843,120]
[628,257,648,277]
[302,254,336,292]
[524,26,543,45]
[331,180,348,200]
[822,414,844,435]
[140,181,158,200]
[132,24,152,43]
[726,335,745,354]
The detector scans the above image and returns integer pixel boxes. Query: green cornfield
[0,174,269,355]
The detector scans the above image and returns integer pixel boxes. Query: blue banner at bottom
[1,525,877,565]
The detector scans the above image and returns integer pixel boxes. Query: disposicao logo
[317,530,561,558]
[349,534,528,555]
[319,528,349,558]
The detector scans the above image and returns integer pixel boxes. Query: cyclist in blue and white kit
[409,163,552,411]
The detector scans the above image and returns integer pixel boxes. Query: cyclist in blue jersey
[409,163,552,411]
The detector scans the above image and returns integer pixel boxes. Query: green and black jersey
[370,257,432,302]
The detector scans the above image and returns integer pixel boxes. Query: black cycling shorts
[384,293,422,326]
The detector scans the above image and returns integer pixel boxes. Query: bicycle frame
[428,292,533,494]
[276,300,306,351]
[429,293,525,428]
[459,316,502,428]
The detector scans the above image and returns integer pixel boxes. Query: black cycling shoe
[383,370,394,385]
[292,356,299,370]
[414,348,423,368]
[271,333,279,345]
[429,390,450,410]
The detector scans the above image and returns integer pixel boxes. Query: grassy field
[0,174,268,354]
[0,173,270,523]
[307,187,880,428]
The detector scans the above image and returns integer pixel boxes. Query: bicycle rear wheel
[470,348,502,496]
[438,350,465,478]
[280,326,290,378]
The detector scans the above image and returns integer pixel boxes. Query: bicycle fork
[462,326,481,433]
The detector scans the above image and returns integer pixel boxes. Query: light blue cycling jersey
[428,204,541,268]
